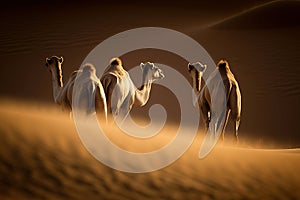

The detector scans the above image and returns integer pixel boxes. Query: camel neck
[218,66,229,74]
[218,66,235,80]
[195,70,202,92]
[135,81,152,107]
[139,82,151,91]
[50,66,63,103]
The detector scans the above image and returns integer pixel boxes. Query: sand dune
[1,1,300,198]
[210,0,300,29]
[0,99,299,199]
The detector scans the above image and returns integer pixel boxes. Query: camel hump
[217,59,228,69]
[110,57,122,66]
[82,63,96,73]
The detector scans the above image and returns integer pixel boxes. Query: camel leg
[227,113,240,144]
[228,85,241,144]
[95,86,108,125]
[233,116,240,143]
[200,104,210,133]
[229,106,240,144]
[220,109,231,141]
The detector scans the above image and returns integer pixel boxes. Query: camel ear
[59,56,64,63]
[140,63,145,69]
[201,64,207,72]
[45,58,48,67]
[45,58,51,66]
[188,63,193,71]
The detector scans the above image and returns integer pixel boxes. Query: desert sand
[1,0,300,199]
[0,99,299,200]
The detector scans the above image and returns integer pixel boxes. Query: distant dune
[0,99,299,199]
[211,0,300,29]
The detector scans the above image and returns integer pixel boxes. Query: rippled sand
[0,100,299,199]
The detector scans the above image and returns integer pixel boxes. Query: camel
[100,58,164,123]
[45,56,107,120]
[188,59,241,142]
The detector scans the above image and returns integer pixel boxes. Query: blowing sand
[0,99,299,200]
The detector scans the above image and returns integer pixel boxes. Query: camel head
[45,56,64,87]
[188,62,206,106]
[140,62,165,83]
[217,59,229,69]
[45,55,63,68]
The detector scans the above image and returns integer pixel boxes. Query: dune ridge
[210,0,300,30]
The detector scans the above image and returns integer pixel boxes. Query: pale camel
[188,59,241,142]
[100,58,164,122]
[45,56,107,120]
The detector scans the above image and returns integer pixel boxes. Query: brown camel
[45,56,107,120]
[188,59,241,142]
[100,58,164,123]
